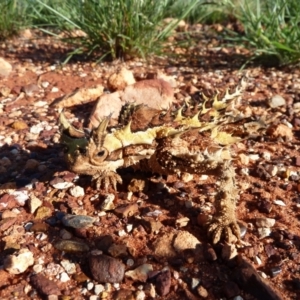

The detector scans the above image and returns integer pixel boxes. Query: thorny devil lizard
[59,78,266,245]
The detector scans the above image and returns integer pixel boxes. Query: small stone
[1,209,18,219]
[197,285,208,298]
[61,260,76,274]
[11,120,28,130]
[35,206,52,219]
[51,87,59,93]
[62,214,95,229]
[8,110,22,118]
[255,217,276,228]
[273,199,286,206]
[0,217,17,231]
[94,284,105,295]
[30,123,45,134]
[144,209,162,218]
[89,254,125,283]
[155,270,171,296]
[258,200,273,214]
[73,273,89,283]
[0,85,11,96]
[36,232,47,241]
[128,178,147,193]
[45,263,64,276]
[0,57,12,77]
[264,244,276,257]
[253,256,262,265]
[114,203,139,217]
[30,274,61,296]
[118,229,126,237]
[270,266,282,278]
[126,224,133,232]
[125,264,153,282]
[4,248,34,274]
[54,239,89,252]
[262,151,271,160]
[267,123,293,140]
[87,282,94,290]
[295,157,300,167]
[146,283,156,298]
[12,190,29,206]
[257,227,272,239]
[59,272,70,282]
[107,67,136,91]
[33,264,43,273]
[173,231,201,252]
[181,173,193,182]
[50,179,73,190]
[136,290,146,300]
[28,194,43,214]
[239,223,247,238]
[101,194,115,210]
[185,200,194,208]
[264,165,278,177]
[69,186,85,197]
[41,81,50,88]
[30,222,49,232]
[154,232,176,258]
[191,278,200,289]
[55,84,103,108]
[175,217,189,227]
[239,153,250,165]
[248,154,260,161]
[269,94,286,108]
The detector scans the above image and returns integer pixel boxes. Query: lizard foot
[92,171,122,191]
[207,216,241,244]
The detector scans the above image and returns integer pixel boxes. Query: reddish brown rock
[155,270,171,296]
[89,254,125,283]
[30,274,62,296]
[89,79,174,128]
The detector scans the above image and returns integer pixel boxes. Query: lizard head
[59,111,111,174]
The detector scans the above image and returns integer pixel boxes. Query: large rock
[89,79,174,128]
[52,85,104,108]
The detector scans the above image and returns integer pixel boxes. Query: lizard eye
[97,150,105,157]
